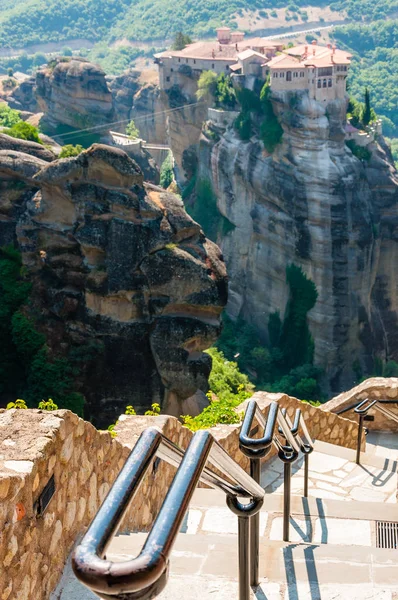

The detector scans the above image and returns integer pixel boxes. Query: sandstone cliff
[35,58,115,130]
[0,141,227,425]
[199,91,398,393]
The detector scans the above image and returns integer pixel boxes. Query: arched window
[317,79,321,88]
[328,78,332,87]
[286,71,292,81]
[323,79,327,88]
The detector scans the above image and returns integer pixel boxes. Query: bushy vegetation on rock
[0,103,22,128]
[59,144,84,158]
[0,246,85,415]
[160,152,174,188]
[182,348,253,431]
[4,122,42,144]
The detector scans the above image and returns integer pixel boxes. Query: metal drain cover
[376,521,398,549]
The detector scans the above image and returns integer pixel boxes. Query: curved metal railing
[72,426,264,600]
[239,401,314,552]
[336,398,398,464]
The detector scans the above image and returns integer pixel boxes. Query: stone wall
[323,377,398,432]
[0,389,366,600]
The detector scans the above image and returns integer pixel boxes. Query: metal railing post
[283,460,292,542]
[356,414,364,465]
[249,457,261,587]
[304,453,309,498]
[238,515,251,600]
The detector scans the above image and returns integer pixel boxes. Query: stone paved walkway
[260,445,397,504]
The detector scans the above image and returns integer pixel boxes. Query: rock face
[200,91,398,394]
[35,58,114,130]
[0,141,227,425]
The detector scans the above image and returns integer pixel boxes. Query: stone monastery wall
[0,381,385,600]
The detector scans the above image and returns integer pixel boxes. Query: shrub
[126,119,140,139]
[160,152,174,188]
[196,70,218,103]
[145,403,161,416]
[4,122,42,144]
[125,405,136,415]
[346,139,372,160]
[38,398,59,411]
[7,399,27,409]
[0,103,22,128]
[234,111,251,140]
[59,144,84,158]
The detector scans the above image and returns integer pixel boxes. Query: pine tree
[363,87,371,127]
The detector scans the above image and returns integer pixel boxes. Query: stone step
[261,440,397,504]
[53,534,398,600]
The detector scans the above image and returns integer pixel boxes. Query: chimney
[313,47,316,56]
[332,45,336,54]
[219,44,222,52]
[311,40,317,45]
[327,43,332,49]
[236,43,238,50]
[212,49,215,59]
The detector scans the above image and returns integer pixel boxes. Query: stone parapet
[323,377,398,432]
[207,108,240,129]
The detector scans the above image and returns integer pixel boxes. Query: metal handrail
[335,398,398,465]
[239,401,313,574]
[72,426,264,600]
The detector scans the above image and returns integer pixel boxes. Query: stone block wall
[323,377,398,432]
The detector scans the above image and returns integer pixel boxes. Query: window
[300,71,304,77]
[286,71,292,81]
[166,76,170,82]
[178,58,181,63]
[317,79,321,88]
[323,79,327,88]
[328,78,332,87]
[194,60,196,64]
[281,72,285,78]
[312,79,314,83]
[294,72,298,78]
[212,63,214,68]
[318,67,333,76]
[186,59,188,63]
[170,68,174,72]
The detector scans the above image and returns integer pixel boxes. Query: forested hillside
[1,0,397,47]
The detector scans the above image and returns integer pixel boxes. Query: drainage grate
[376,521,398,549]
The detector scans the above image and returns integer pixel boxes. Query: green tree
[7,68,13,77]
[62,46,73,57]
[59,144,84,158]
[196,70,218,104]
[4,122,42,144]
[32,52,47,68]
[126,119,140,139]
[172,32,192,51]
[215,73,236,109]
[0,103,22,127]
[362,87,371,126]
[160,152,174,188]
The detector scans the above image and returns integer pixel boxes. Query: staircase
[53,436,398,600]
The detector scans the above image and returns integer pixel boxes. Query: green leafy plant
[38,398,59,411]
[346,139,372,161]
[125,405,136,415]
[6,399,27,409]
[145,403,161,416]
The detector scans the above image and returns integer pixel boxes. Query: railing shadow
[282,543,322,600]
[315,497,328,544]
[359,459,397,488]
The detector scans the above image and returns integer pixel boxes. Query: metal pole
[283,461,291,542]
[238,515,251,600]
[356,414,364,465]
[249,458,261,587]
[304,454,309,498]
